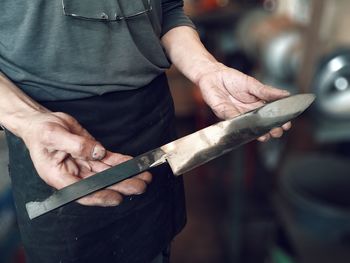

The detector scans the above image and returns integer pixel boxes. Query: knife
[26,93,315,219]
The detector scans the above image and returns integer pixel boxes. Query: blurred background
[1,0,350,262]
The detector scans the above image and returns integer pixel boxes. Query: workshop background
[1,0,350,262]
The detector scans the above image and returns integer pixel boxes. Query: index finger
[250,84,290,102]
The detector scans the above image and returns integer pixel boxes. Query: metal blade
[26,148,166,219]
[26,93,314,219]
[161,93,315,175]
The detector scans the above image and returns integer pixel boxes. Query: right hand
[20,111,152,206]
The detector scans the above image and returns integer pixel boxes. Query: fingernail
[92,144,106,160]
[282,90,290,95]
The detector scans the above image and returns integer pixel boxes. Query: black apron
[5,74,186,263]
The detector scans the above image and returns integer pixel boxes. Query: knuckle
[55,112,81,128]
[56,112,74,122]
[54,111,68,118]
[246,74,260,87]
[248,76,258,86]
[42,124,58,143]
[74,139,88,155]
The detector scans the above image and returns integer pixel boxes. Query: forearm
[0,72,47,136]
[161,26,223,84]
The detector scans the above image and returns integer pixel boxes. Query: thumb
[250,84,290,102]
[45,125,106,160]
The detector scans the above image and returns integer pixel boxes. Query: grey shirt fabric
[0,0,194,101]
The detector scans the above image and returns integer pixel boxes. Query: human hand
[20,111,152,206]
[197,64,292,141]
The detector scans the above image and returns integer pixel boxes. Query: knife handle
[26,157,147,220]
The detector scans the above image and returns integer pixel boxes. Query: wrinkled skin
[22,111,152,206]
[197,65,291,141]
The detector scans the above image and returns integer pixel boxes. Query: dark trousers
[6,74,186,263]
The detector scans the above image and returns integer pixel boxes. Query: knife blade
[26,93,315,219]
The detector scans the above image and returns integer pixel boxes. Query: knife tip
[295,93,316,107]
[26,201,45,220]
[257,93,316,120]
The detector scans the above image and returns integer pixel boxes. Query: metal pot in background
[236,9,350,157]
[235,7,350,263]
[313,49,350,119]
[236,10,304,83]
[275,154,350,263]
[312,49,350,142]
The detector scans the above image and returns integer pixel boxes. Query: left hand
[197,63,292,142]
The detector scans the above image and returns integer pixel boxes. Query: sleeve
[161,0,196,36]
